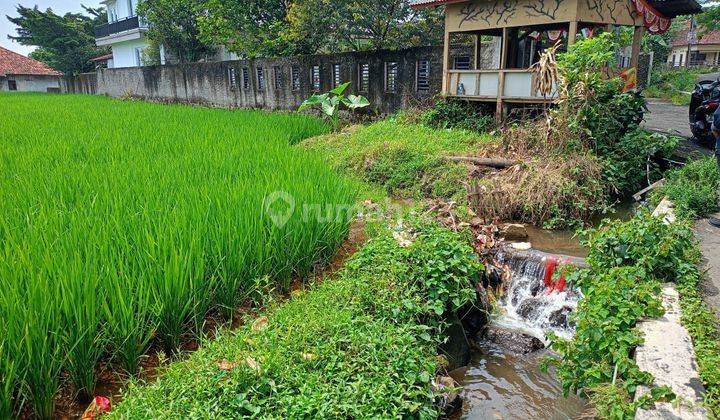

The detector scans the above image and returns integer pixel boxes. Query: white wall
[111,37,150,68]
[2,75,60,92]
[106,0,137,22]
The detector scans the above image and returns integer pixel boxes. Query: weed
[420,98,495,133]
[109,222,481,418]
[652,157,720,219]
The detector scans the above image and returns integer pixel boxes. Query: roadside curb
[634,198,708,419]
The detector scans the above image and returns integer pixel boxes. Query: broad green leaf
[330,81,351,96]
[342,94,370,110]
[298,93,328,112]
[321,96,340,116]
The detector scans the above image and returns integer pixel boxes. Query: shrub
[421,98,495,133]
[582,210,696,282]
[546,211,688,417]
[652,157,720,219]
[109,222,481,418]
[645,68,699,105]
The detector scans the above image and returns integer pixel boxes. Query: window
[453,56,471,70]
[291,66,301,91]
[8,80,17,91]
[274,66,283,89]
[127,0,135,17]
[134,47,143,66]
[672,54,676,66]
[108,6,118,22]
[332,63,341,88]
[679,54,684,66]
[384,62,398,93]
[242,67,250,89]
[257,67,266,90]
[416,60,430,92]
[358,63,370,93]
[228,68,237,90]
[311,65,321,91]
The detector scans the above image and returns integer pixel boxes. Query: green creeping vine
[108,222,482,418]
[544,211,694,418]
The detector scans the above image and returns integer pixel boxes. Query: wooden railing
[445,69,557,102]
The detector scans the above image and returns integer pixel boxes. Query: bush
[652,157,720,219]
[582,210,696,282]
[421,98,494,133]
[109,222,482,418]
[546,211,692,417]
[645,68,699,105]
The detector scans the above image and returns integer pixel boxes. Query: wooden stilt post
[568,21,578,47]
[442,29,451,96]
[631,25,645,69]
[495,27,509,124]
[474,34,481,69]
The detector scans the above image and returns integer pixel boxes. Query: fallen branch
[632,179,665,202]
[444,156,520,169]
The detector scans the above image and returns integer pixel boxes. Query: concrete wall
[61,73,98,95]
[92,46,453,114]
[1,75,60,92]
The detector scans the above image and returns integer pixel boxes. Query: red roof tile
[671,21,720,47]
[0,46,62,77]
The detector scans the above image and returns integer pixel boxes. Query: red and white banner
[631,0,672,34]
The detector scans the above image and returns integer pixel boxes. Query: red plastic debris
[81,396,111,419]
[543,256,567,294]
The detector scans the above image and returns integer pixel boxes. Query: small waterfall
[492,249,582,342]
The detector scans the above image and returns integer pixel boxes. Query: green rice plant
[58,245,106,400]
[19,282,65,420]
[0,93,351,417]
[102,271,157,377]
[0,332,18,418]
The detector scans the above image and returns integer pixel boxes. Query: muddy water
[525,200,638,258]
[450,343,588,419]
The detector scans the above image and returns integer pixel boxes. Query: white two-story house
[95,0,164,68]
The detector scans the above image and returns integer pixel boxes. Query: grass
[108,222,481,418]
[302,119,495,201]
[0,93,355,418]
[651,157,720,219]
[645,68,704,105]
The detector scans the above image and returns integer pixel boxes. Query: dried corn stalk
[531,43,563,98]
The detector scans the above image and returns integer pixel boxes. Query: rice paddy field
[0,93,355,418]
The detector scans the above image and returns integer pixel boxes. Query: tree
[697,4,719,33]
[199,0,444,58]
[7,5,108,75]
[198,0,297,58]
[137,0,216,63]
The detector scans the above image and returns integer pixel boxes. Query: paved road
[695,214,720,321]
[699,72,719,82]
[644,100,693,138]
[643,100,713,161]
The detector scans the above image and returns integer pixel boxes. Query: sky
[0,1,102,56]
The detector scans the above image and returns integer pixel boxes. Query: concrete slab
[635,285,708,419]
[635,200,707,419]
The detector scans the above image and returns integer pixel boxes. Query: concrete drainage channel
[447,201,708,418]
[634,199,707,419]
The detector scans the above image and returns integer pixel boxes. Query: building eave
[96,28,147,46]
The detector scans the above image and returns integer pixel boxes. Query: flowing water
[452,247,589,418]
[450,344,588,419]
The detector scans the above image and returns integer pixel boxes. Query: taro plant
[298,81,370,128]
